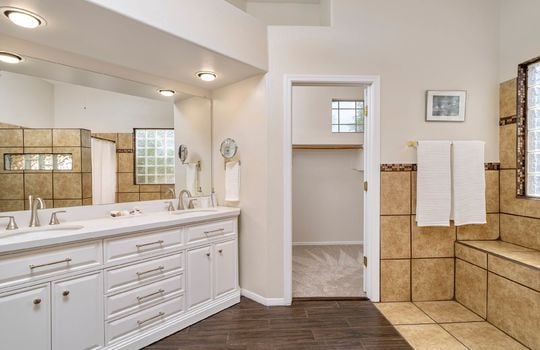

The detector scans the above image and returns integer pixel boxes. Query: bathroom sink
[171,209,219,216]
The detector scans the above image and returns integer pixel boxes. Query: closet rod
[292,144,363,150]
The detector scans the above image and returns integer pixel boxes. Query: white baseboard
[241,288,288,306]
[292,241,363,246]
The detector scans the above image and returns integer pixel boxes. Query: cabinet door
[187,245,212,309]
[52,272,104,350]
[214,240,238,298]
[0,284,51,350]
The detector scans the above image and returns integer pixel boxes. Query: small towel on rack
[452,141,486,226]
[416,140,452,227]
[225,161,240,202]
[185,163,198,194]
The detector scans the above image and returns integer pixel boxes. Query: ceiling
[0,0,266,97]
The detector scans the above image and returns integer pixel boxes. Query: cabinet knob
[62,290,70,297]
[206,252,211,257]
[218,249,223,254]
[33,298,42,305]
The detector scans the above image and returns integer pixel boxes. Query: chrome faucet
[177,189,194,210]
[28,195,45,227]
[165,188,176,199]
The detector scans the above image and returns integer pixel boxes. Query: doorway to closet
[291,83,367,298]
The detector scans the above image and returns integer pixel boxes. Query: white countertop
[0,207,240,254]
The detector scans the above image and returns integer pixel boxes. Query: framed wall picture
[426,90,466,122]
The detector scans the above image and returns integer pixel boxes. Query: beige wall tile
[81,147,92,173]
[455,259,487,318]
[380,259,410,302]
[0,129,23,147]
[375,302,433,325]
[485,170,499,213]
[396,324,467,350]
[0,173,24,199]
[487,273,540,349]
[53,129,81,147]
[0,200,24,212]
[414,301,483,323]
[53,199,82,208]
[24,173,53,199]
[53,147,81,172]
[117,133,133,150]
[0,122,22,128]
[412,218,455,258]
[500,78,517,118]
[117,153,134,173]
[53,173,82,199]
[488,255,540,292]
[500,170,540,219]
[117,192,139,203]
[82,173,92,199]
[456,213,499,241]
[92,133,117,142]
[24,129,52,147]
[140,184,161,193]
[81,129,91,148]
[82,198,92,206]
[499,124,516,169]
[381,172,410,215]
[412,258,454,301]
[500,214,540,250]
[140,192,160,201]
[381,216,411,259]
[0,147,23,173]
[455,243,487,268]
[442,322,528,350]
[117,172,139,193]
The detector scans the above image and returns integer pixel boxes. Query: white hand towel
[225,161,240,202]
[416,140,452,227]
[452,141,486,226]
[185,163,197,194]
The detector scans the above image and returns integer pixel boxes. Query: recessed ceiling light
[196,71,217,82]
[2,7,45,29]
[0,52,23,64]
[158,89,175,97]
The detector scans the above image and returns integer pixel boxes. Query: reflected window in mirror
[134,129,176,185]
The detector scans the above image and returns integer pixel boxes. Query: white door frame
[283,74,381,304]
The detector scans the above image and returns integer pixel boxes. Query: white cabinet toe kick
[0,215,240,350]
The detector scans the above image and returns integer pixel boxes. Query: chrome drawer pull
[137,312,165,326]
[136,240,164,249]
[136,266,165,277]
[137,289,165,302]
[29,258,72,270]
[204,228,224,235]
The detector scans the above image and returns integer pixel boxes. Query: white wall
[174,97,212,195]
[292,150,363,244]
[498,0,540,82]
[212,75,270,298]
[53,82,173,132]
[0,71,55,128]
[292,85,364,145]
[246,2,325,26]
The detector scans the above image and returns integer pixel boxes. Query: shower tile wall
[379,165,500,302]
[0,128,92,211]
[92,133,174,203]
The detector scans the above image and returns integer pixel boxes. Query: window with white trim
[331,100,364,133]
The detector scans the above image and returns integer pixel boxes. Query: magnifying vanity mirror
[0,56,213,212]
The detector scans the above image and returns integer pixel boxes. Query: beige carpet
[292,245,365,298]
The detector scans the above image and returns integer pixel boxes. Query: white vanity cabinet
[0,212,240,350]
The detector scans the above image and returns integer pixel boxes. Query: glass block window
[4,153,72,171]
[134,129,175,185]
[525,59,540,197]
[332,100,364,133]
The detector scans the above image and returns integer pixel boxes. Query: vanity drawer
[0,241,102,289]
[104,227,183,264]
[105,253,183,293]
[105,273,184,320]
[106,295,184,344]
[186,219,235,243]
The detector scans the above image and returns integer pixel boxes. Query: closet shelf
[292,144,363,150]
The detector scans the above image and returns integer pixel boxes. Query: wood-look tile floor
[144,297,413,350]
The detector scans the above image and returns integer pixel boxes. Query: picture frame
[426,90,466,122]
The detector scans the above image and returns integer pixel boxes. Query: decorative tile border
[499,116,517,126]
[381,163,499,172]
[116,149,133,153]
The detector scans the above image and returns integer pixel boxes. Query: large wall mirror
[0,56,212,212]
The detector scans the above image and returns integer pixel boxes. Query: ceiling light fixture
[196,71,217,82]
[2,7,45,29]
[0,52,23,64]
[158,89,175,97]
